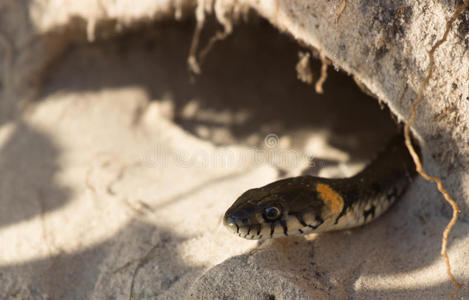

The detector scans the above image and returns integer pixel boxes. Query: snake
[223,133,418,240]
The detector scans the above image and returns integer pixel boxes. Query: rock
[1,0,468,299]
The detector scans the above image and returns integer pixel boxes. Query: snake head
[223,177,330,240]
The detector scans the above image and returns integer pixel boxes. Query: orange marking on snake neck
[316,183,344,216]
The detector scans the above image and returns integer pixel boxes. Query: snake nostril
[223,215,240,233]
[224,215,234,225]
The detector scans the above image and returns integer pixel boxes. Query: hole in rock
[42,18,399,176]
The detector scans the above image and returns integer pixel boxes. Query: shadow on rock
[0,219,202,299]
[0,121,71,228]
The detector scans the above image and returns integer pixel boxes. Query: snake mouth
[223,215,265,239]
[224,210,330,239]
[223,216,297,240]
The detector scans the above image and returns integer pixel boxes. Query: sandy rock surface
[0,0,468,299]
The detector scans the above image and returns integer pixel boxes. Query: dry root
[315,51,330,94]
[335,0,347,23]
[404,0,469,297]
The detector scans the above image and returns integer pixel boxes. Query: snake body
[223,134,418,240]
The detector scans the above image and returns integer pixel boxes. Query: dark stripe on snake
[308,216,324,229]
[363,205,376,222]
[294,214,307,227]
[280,220,288,236]
[270,222,276,238]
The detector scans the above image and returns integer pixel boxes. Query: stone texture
[0,0,468,299]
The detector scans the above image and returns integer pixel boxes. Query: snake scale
[223,133,418,239]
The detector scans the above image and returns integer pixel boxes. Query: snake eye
[264,207,281,220]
